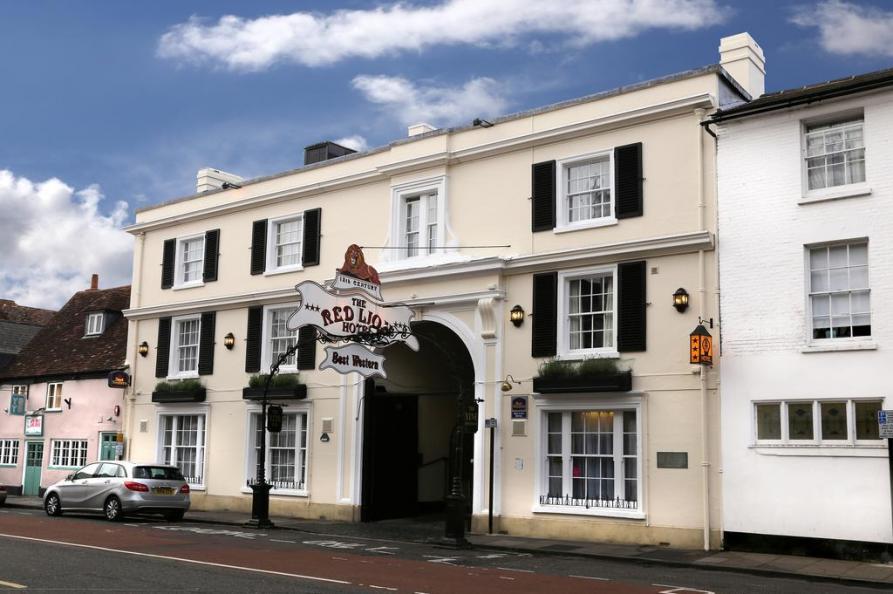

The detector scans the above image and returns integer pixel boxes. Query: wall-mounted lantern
[673,288,690,313]
[138,341,149,357]
[223,332,236,350]
[689,324,713,365]
[509,305,525,327]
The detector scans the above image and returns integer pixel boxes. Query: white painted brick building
[714,70,893,551]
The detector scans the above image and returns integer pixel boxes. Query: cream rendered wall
[126,70,728,545]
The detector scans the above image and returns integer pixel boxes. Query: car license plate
[153,487,175,495]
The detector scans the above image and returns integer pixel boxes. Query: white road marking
[0,579,26,589]
[124,523,140,527]
[497,567,533,573]
[654,585,715,594]
[475,553,508,559]
[366,546,398,555]
[270,539,296,544]
[423,555,457,565]
[0,532,351,586]
[569,574,610,581]
[332,556,349,561]
[498,576,515,581]
[154,526,263,540]
[369,586,397,591]
[303,539,363,550]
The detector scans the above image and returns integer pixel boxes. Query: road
[0,508,884,593]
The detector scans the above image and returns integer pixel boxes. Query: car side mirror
[66,474,74,481]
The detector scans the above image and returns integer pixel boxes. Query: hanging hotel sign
[24,413,43,437]
[689,324,713,365]
[107,370,130,388]
[287,245,417,380]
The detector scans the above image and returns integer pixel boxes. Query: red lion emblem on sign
[338,244,380,284]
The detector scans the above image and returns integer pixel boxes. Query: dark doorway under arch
[361,321,475,524]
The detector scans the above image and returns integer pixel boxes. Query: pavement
[5,495,893,588]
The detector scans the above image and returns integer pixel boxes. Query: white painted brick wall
[717,91,893,544]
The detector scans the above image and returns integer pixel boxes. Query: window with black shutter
[531,161,556,232]
[198,312,216,375]
[532,272,558,357]
[302,208,321,267]
[614,143,643,219]
[161,239,176,289]
[245,306,263,372]
[297,326,317,370]
[250,220,268,275]
[202,230,220,282]
[155,318,172,378]
[617,261,646,352]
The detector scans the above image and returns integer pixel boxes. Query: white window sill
[556,350,620,361]
[173,281,205,291]
[264,266,303,277]
[376,251,469,273]
[554,218,618,234]
[800,340,876,354]
[750,444,886,457]
[240,487,308,498]
[166,373,199,381]
[44,408,63,413]
[799,184,871,205]
[532,504,644,520]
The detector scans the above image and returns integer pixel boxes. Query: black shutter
[302,208,321,267]
[297,326,317,370]
[615,143,643,219]
[198,312,216,376]
[202,229,220,282]
[245,306,263,373]
[617,261,646,352]
[250,220,268,275]
[531,161,556,232]
[155,317,171,378]
[531,272,558,357]
[161,239,176,289]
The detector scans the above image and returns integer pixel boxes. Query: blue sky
[1,0,891,308]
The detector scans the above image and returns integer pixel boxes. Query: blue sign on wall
[9,393,25,416]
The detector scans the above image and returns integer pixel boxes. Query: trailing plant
[248,373,302,389]
[537,357,622,379]
[153,379,203,393]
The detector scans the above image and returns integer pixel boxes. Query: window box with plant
[242,374,307,401]
[533,358,632,394]
[152,379,207,403]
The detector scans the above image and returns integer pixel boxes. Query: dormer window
[85,312,104,336]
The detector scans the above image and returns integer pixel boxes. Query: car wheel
[165,510,185,522]
[104,496,123,522]
[44,493,62,517]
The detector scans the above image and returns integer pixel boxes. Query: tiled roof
[712,66,893,122]
[0,321,44,355]
[0,286,131,381]
[0,300,54,325]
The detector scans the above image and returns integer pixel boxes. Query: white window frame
[174,233,205,289]
[85,312,104,336]
[752,398,885,448]
[533,396,643,519]
[266,213,304,275]
[801,116,868,202]
[0,439,19,466]
[557,265,619,359]
[241,404,311,497]
[156,409,208,489]
[261,303,300,372]
[45,382,63,411]
[555,150,617,232]
[805,240,870,345]
[168,314,201,380]
[387,176,449,264]
[49,438,88,468]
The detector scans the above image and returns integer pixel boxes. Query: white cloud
[334,135,369,152]
[352,75,509,127]
[791,1,893,57]
[158,0,727,71]
[0,170,133,309]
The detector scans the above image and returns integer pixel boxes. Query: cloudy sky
[1,0,891,308]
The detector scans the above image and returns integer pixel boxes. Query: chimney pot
[719,32,766,99]
[90,274,99,290]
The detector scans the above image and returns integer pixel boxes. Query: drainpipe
[124,232,146,460]
[695,108,711,552]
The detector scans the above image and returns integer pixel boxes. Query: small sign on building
[24,413,43,437]
[511,396,528,420]
[689,324,713,366]
[878,410,893,439]
[107,370,130,388]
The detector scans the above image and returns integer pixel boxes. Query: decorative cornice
[125,94,716,235]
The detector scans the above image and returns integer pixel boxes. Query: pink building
[0,280,130,496]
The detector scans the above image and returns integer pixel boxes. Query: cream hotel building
[123,34,766,550]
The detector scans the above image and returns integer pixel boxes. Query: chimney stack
[408,123,437,137]
[196,168,244,193]
[719,33,766,99]
[90,274,99,290]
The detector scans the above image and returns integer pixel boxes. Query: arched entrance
[360,321,475,525]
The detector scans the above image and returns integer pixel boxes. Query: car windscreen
[132,466,185,481]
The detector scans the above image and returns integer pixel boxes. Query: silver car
[44,461,190,521]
